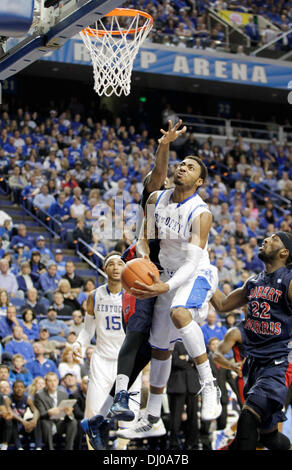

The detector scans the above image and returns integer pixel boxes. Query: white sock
[178,321,207,358]
[196,360,215,385]
[99,395,114,418]
[146,392,163,418]
[115,374,129,394]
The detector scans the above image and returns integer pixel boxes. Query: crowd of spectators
[118,0,292,52]
[0,99,291,449]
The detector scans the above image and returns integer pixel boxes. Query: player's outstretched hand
[130,272,169,299]
[158,119,187,145]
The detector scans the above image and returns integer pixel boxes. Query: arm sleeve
[166,244,204,292]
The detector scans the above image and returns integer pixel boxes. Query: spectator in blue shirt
[242,245,265,274]
[33,184,55,212]
[21,175,40,199]
[244,18,260,45]
[0,305,19,342]
[16,261,39,294]
[3,136,17,155]
[9,353,33,387]
[53,249,66,277]
[26,341,60,379]
[5,325,35,363]
[12,243,31,268]
[30,235,54,266]
[0,364,13,390]
[39,262,61,303]
[18,308,40,343]
[68,139,82,167]
[29,250,47,277]
[39,306,69,343]
[201,307,227,350]
[48,192,71,223]
[9,224,34,251]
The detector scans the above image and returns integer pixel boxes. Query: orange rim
[81,8,153,37]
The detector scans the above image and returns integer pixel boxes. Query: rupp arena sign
[41,38,292,90]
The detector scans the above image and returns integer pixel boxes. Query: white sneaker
[117,417,166,439]
[111,437,128,450]
[200,381,222,421]
[0,444,8,450]
[212,429,235,450]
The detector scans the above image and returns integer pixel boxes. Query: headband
[276,231,292,257]
[104,254,125,268]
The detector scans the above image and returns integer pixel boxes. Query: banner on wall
[41,39,292,90]
[218,10,253,26]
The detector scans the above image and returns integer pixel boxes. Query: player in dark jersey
[79,120,187,450]
[211,231,292,450]
[110,120,186,421]
[213,320,246,408]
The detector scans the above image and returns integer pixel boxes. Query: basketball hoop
[80,8,153,97]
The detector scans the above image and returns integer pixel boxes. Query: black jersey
[244,267,292,360]
[10,393,28,419]
[122,186,162,270]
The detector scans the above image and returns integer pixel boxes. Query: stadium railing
[179,113,290,144]
[21,195,64,241]
[19,193,105,279]
[75,237,107,281]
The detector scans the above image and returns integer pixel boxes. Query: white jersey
[154,188,211,272]
[92,284,125,360]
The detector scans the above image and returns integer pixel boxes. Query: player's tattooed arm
[136,191,159,260]
[211,283,248,313]
[146,119,187,194]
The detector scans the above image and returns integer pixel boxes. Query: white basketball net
[80,11,153,97]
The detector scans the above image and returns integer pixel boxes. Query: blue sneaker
[110,390,138,421]
[81,415,110,450]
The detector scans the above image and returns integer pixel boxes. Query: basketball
[121,258,160,293]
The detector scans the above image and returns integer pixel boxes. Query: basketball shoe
[200,380,222,421]
[110,390,139,421]
[81,415,110,450]
[212,429,235,450]
[116,415,166,439]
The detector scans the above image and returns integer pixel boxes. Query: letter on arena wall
[251,66,268,83]
[231,62,248,81]
[140,51,157,69]
[173,55,190,74]
[193,58,210,76]
[215,61,228,78]
[74,43,91,63]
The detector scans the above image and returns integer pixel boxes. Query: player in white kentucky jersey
[72,252,141,450]
[117,156,221,440]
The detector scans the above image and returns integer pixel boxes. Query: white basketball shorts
[85,349,142,419]
[149,264,218,351]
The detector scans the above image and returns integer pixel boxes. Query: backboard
[0,0,124,80]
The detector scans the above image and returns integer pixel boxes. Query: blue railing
[75,237,107,281]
